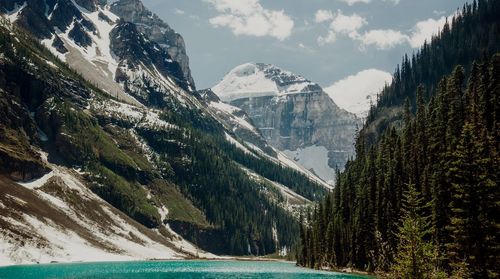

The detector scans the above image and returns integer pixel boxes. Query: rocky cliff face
[110,0,195,90]
[199,88,276,157]
[213,63,361,184]
[1,0,194,105]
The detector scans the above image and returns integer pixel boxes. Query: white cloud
[386,0,400,4]
[357,29,409,49]
[317,30,337,46]
[325,69,393,117]
[338,0,400,5]
[330,10,367,35]
[298,42,315,53]
[314,6,452,50]
[204,0,294,40]
[408,16,447,48]
[174,9,185,15]
[315,10,367,45]
[338,0,371,5]
[355,13,451,50]
[315,10,334,23]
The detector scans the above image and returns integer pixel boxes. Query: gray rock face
[213,63,361,183]
[231,92,358,169]
[199,88,277,157]
[110,0,195,90]
[0,0,195,106]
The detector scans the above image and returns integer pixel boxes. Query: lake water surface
[0,260,370,279]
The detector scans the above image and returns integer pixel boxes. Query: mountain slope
[109,0,195,90]
[0,0,328,262]
[212,63,361,184]
[363,0,500,143]
[200,88,332,189]
[0,19,204,265]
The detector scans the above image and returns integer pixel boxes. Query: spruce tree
[391,184,445,279]
[446,119,498,278]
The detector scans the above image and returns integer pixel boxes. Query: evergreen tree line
[138,122,325,256]
[298,54,499,278]
[366,0,500,144]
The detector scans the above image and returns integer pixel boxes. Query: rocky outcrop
[0,0,195,104]
[199,88,276,156]
[231,92,359,176]
[111,21,190,97]
[110,0,195,90]
[213,63,361,183]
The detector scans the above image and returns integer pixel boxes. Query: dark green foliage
[365,0,500,144]
[218,137,327,201]
[137,123,322,255]
[391,184,445,279]
[299,2,499,277]
[299,53,499,278]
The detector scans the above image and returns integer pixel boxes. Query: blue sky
[141,0,468,91]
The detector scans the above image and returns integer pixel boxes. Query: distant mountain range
[212,62,361,184]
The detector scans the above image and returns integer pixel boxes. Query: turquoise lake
[0,260,370,279]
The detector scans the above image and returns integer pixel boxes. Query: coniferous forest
[298,1,500,278]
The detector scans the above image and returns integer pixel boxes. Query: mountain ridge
[0,0,329,264]
[213,62,321,102]
[212,62,361,184]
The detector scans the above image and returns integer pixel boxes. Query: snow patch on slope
[5,1,26,24]
[245,142,332,190]
[72,2,120,80]
[3,214,134,265]
[283,145,335,185]
[224,132,256,156]
[93,99,177,130]
[209,101,259,134]
[41,35,67,62]
[0,152,205,266]
[18,171,55,189]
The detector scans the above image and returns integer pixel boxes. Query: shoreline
[0,257,377,278]
[0,256,295,268]
[295,265,376,278]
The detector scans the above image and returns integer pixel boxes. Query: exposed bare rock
[110,0,195,90]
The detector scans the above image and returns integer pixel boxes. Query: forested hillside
[0,0,327,260]
[364,0,500,143]
[298,1,499,278]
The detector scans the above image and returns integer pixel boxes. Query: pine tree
[391,184,445,279]
[448,121,499,278]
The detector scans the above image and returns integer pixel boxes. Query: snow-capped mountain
[212,63,362,184]
[213,63,319,102]
[0,0,329,264]
[2,0,194,105]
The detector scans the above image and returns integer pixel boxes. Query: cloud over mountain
[205,0,294,40]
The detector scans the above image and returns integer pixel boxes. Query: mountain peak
[110,0,195,89]
[212,63,321,102]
